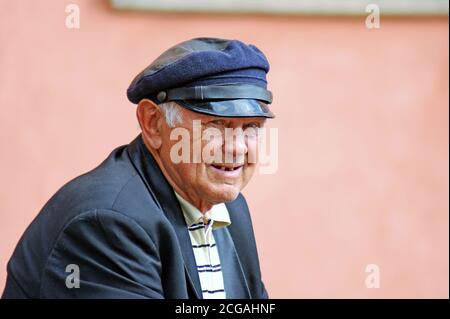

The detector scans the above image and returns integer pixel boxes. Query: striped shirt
[175,192,231,299]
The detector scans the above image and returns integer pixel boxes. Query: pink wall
[0,1,448,298]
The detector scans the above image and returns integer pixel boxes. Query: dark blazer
[2,135,268,299]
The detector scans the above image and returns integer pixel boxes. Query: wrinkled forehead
[179,105,267,125]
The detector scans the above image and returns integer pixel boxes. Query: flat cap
[127,37,274,118]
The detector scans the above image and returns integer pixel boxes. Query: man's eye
[208,120,225,126]
[244,123,260,129]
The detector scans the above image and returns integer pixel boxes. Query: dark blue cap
[127,37,274,118]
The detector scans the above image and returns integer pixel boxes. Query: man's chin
[205,183,240,204]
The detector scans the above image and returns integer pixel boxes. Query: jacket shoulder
[3,143,168,298]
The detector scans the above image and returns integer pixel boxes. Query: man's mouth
[210,164,244,172]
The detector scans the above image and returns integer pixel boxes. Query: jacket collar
[126,135,202,298]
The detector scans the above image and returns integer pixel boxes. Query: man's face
[158,106,266,206]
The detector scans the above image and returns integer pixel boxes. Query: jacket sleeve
[39,209,164,299]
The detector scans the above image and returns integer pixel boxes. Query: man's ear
[136,99,163,150]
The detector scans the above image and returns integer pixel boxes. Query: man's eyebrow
[245,118,266,124]
[202,118,227,123]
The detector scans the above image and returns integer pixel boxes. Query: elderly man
[2,38,274,299]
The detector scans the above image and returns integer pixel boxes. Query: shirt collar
[174,192,231,229]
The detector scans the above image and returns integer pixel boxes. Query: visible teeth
[212,164,241,171]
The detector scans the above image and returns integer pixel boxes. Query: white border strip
[110,0,449,16]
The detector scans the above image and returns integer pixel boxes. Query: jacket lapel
[126,135,202,298]
[214,227,251,298]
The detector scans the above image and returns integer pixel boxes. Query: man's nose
[224,129,248,163]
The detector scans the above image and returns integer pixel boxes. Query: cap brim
[177,99,275,118]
